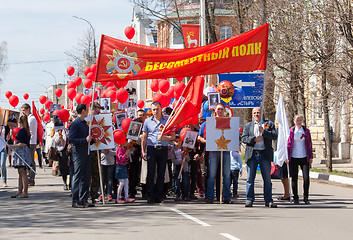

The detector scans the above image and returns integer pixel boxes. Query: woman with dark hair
[9,115,32,198]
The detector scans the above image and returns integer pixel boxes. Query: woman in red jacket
[287,114,313,205]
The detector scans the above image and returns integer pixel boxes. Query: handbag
[48,146,58,161]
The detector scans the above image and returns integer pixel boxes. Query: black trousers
[129,145,141,197]
[289,157,310,199]
[146,146,167,201]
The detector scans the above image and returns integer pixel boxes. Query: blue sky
[0,0,134,109]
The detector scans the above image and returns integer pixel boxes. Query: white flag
[275,94,290,167]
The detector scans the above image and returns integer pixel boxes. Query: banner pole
[260,71,267,122]
[87,81,97,155]
[287,162,292,203]
[97,150,105,205]
[220,150,223,205]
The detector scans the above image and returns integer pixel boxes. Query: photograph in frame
[182,130,199,149]
[126,108,137,119]
[115,112,127,130]
[126,121,143,141]
[7,110,20,127]
[100,98,111,114]
[208,92,220,110]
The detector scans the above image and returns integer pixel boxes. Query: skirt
[12,146,31,168]
[115,164,128,179]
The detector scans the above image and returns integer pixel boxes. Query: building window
[220,26,232,40]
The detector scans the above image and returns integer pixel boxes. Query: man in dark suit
[242,107,278,208]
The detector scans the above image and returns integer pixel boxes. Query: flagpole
[97,150,105,205]
[220,150,223,205]
[260,71,267,122]
[87,81,97,155]
[287,162,292,203]
[0,138,37,174]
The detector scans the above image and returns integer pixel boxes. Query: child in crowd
[172,136,190,201]
[230,151,242,198]
[115,140,135,204]
[97,145,116,202]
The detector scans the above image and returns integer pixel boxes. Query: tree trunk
[322,68,333,172]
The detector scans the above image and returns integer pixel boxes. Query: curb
[299,170,353,186]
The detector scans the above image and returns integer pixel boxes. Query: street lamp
[73,15,97,59]
[43,70,58,104]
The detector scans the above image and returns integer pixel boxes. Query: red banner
[95,23,269,82]
[162,76,204,135]
[181,24,200,48]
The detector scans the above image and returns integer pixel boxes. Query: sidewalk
[307,160,353,186]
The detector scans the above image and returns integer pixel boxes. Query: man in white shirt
[21,103,38,186]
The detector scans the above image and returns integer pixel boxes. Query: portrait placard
[100,98,111,114]
[208,92,220,110]
[182,130,198,149]
[115,112,127,130]
[126,121,143,141]
[206,117,239,151]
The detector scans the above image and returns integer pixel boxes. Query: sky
[0,0,135,110]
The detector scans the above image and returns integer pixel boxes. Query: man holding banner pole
[242,107,277,208]
[203,103,232,204]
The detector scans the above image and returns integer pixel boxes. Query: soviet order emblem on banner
[85,114,114,151]
[206,117,240,152]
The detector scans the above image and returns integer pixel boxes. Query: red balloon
[58,109,70,122]
[217,80,235,98]
[150,79,159,92]
[39,95,47,104]
[137,100,144,109]
[81,95,91,105]
[40,108,45,114]
[101,91,107,98]
[67,66,75,76]
[239,127,243,132]
[100,81,108,87]
[43,112,50,122]
[95,87,102,96]
[45,100,53,109]
[176,77,184,82]
[121,118,132,133]
[87,72,95,81]
[113,129,126,145]
[124,26,135,40]
[89,91,99,102]
[61,105,64,109]
[159,80,170,93]
[5,91,12,99]
[75,93,84,104]
[67,81,76,89]
[53,110,60,115]
[180,127,191,141]
[83,67,91,76]
[12,127,21,141]
[116,88,129,104]
[74,77,82,87]
[55,88,62,97]
[23,93,29,100]
[107,81,114,87]
[90,64,97,74]
[106,90,116,102]
[174,82,186,97]
[84,79,93,88]
[114,80,129,89]
[67,88,76,101]
[9,95,19,108]
[161,94,171,108]
[165,86,175,99]
[153,93,164,104]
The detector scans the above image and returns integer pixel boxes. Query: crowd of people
[0,101,313,208]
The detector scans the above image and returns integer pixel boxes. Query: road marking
[169,207,211,227]
[220,233,241,240]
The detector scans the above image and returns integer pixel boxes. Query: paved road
[1,165,353,240]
